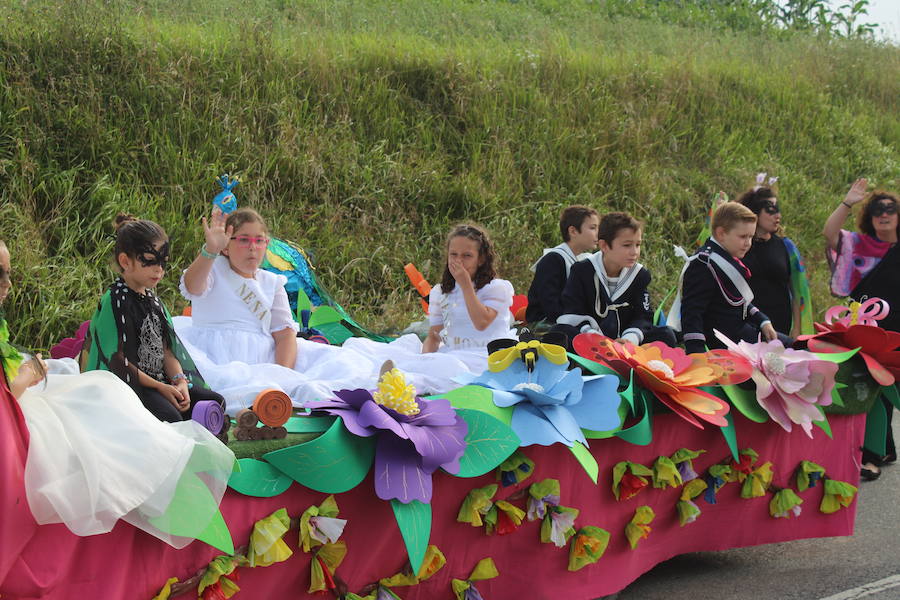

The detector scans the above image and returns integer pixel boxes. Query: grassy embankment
[1,0,899,349]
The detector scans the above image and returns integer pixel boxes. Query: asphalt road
[617,422,900,600]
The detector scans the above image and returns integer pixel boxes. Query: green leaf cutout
[263,417,376,493]
[569,441,599,483]
[614,375,654,446]
[453,408,520,477]
[812,347,859,363]
[883,384,900,411]
[567,352,625,382]
[148,471,234,554]
[309,305,343,327]
[720,411,739,462]
[439,385,513,425]
[812,407,833,439]
[284,415,336,434]
[316,321,354,345]
[228,458,293,497]
[717,384,768,423]
[391,499,432,574]
[864,397,888,456]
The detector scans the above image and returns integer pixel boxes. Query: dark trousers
[134,384,226,423]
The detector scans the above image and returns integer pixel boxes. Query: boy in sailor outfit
[525,205,599,327]
[553,212,676,349]
[669,202,779,355]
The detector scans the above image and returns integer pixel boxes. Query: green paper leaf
[440,385,513,425]
[883,384,900,411]
[390,499,432,574]
[295,288,312,315]
[863,397,888,456]
[228,458,293,497]
[454,408,520,477]
[717,384,768,423]
[812,408,833,439]
[812,347,859,363]
[567,352,625,383]
[148,471,234,554]
[285,415,336,434]
[720,411,739,462]
[614,382,654,446]
[263,418,376,493]
[316,321,354,345]
[830,387,845,407]
[569,442,599,483]
[309,305,343,327]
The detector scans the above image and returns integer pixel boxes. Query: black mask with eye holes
[869,201,898,218]
[135,241,170,269]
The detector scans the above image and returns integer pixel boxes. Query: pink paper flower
[714,332,837,437]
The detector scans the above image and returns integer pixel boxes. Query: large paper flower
[467,343,621,448]
[304,368,468,504]
[573,334,752,428]
[714,334,838,436]
[798,321,900,387]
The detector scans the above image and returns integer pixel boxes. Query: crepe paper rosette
[299,495,346,552]
[198,555,245,600]
[714,332,843,437]
[464,335,622,482]
[740,462,774,499]
[345,587,403,600]
[612,461,653,501]
[770,488,803,519]
[703,464,732,504]
[379,544,446,588]
[670,448,705,483]
[527,478,561,521]
[308,541,348,594]
[451,557,499,600]
[485,500,526,536]
[651,456,682,489]
[568,526,611,571]
[677,479,708,526]
[151,577,179,600]
[496,450,535,486]
[724,448,758,483]
[540,505,579,548]
[820,479,858,514]
[246,507,293,568]
[573,333,753,428]
[458,484,499,527]
[625,506,655,550]
[796,460,826,492]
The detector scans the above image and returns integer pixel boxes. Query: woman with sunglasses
[738,183,810,338]
[176,207,377,413]
[824,178,900,480]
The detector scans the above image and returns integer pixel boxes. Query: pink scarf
[828,229,891,297]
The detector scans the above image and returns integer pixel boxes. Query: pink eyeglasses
[230,235,270,249]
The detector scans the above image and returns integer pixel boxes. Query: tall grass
[2,0,900,349]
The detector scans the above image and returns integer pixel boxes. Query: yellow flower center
[373,368,420,415]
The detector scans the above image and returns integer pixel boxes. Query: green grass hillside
[2,0,900,349]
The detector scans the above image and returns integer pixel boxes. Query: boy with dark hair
[669,202,778,354]
[525,205,598,325]
[554,212,675,348]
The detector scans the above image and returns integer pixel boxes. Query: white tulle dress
[175,257,379,413]
[20,364,234,548]
[342,279,516,392]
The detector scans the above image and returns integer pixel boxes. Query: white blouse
[428,278,515,349]
[179,257,298,335]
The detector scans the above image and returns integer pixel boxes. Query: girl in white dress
[175,207,377,412]
[342,223,515,391]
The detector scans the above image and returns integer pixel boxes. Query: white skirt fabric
[341,333,491,394]
[20,370,235,549]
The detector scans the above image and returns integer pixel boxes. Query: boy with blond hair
[669,202,778,354]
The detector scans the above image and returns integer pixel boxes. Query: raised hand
[844,178,868,207]
[201,206,233,255]
[448,258,473,290]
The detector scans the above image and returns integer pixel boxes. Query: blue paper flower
[467,355,621,448]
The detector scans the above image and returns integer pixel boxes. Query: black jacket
[680,238,769,354]
[526,251,570,324]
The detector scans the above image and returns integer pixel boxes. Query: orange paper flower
[573,334,752,428]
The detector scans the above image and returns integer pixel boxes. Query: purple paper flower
[305,373,468,504]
